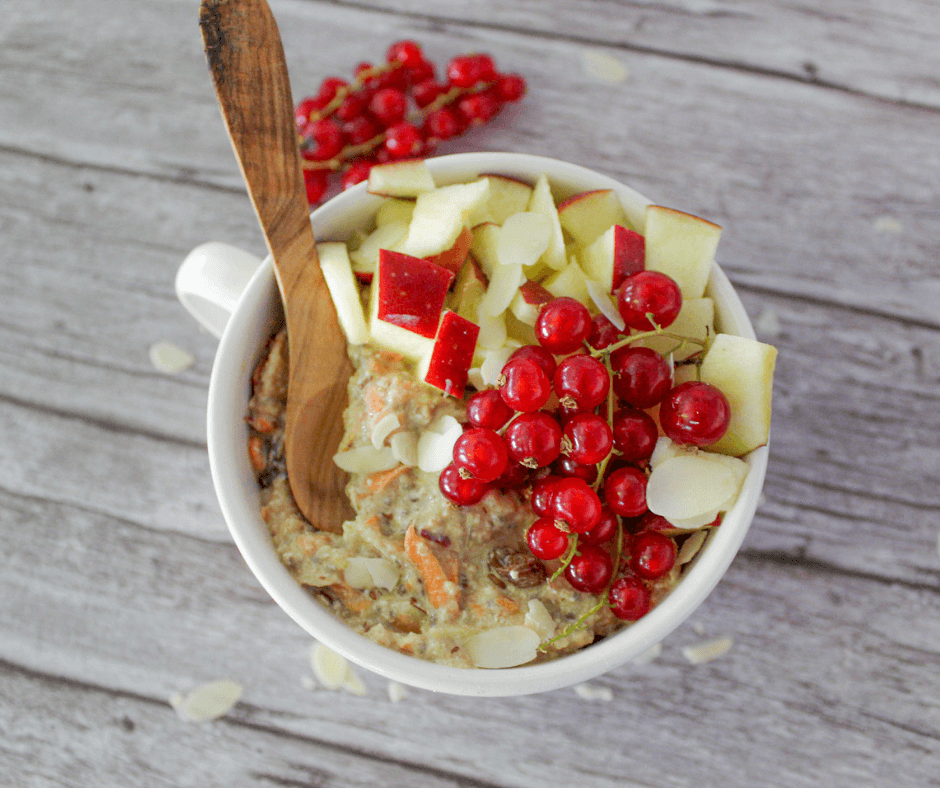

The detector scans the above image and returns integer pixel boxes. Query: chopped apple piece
[469,222,501,277]
[452,255,488,322]
[496,212,552,268]
[510,280,553,326]
[475,304,507,350]
[367,159,435,198]
[316,242,370,346]
[579,224,644,292]
[401,179,490,258]
[697,334,777,456]
[527,174,567,271]
[557,189,628,247]
[479,174,534,224]
[425,226,472,276]
[375,198,415,227]
[417,310,480,397]
[349,220,409,277]
[644,205,721,299]
[368,249,453,361]
[542,260,590,305]
[634,298,714,361]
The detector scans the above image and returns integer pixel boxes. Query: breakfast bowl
[177,151,771,697]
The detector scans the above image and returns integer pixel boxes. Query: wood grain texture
[2,0,940,785]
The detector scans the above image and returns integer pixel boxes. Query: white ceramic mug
[177,152,768,696]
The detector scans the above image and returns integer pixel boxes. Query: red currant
[580,508,620,546]
[526,517,570,560]
[603,466,648,517]
[452,427,508,483]
[295,96,320,128]
[495,460,530,490]
[471,53,497,82]
[412,79,445,108]
[369,87,408,125]
[632,511,674,535]
[562,413,612,465]
[554,355,610,411]
[300,118,344,162]
[340,160,373,190]
[617,271,682,330]
[629,531,677,580]
[608,576,652,620]
[554,456,599,484]
[504,412,562,468]
[335,89,370,122]
[611,407,659,462]
[457,89,502,124]
[658,381,731,447]
[535,297,592,354]
[587,313,628,350]
[551,478,602,534]
[610,346,672,408]
[565,545,614,593]
[382,122,422,158]
[495,73,526,101]
[439,462,491,505]
[499,357,551,413]
[315,76,348,107]
[530,475,562,517]
[446,54,484,88]
[344,116,381,145]
[509,345,557,379]
[466,389,514,430]
[386,40,424,68]
[423,107,462,141]
[404,59,436,86]
[302,168,329,204]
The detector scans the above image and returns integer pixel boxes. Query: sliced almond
[466,626,541,669]
[169,679,243,722]
[390,431,419,466]
[646,454,737,525]
[370,412,401,449]
[333,445,399,474]
[585,278,625,330]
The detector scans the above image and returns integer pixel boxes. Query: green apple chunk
[698,333,777,456]
[375,198,415,227]
[644,205,721,299]
[479,174,534,224]
[542,260,590,305]
[316,242,370,346]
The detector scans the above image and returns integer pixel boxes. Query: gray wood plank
[338,0,940,107]
[1,488,938,787]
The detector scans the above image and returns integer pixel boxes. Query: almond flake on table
[169,679,243,722]
[387,681,409,703]
[873,216,903,234]
[574,682,614,701]
[310,643,368,695]
[754,307,782,339]
[148,340,194,374]
[682,635,734,665]
[581,50,629,83]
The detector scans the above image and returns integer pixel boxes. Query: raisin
[488,546,546,588]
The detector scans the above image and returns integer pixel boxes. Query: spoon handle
[199,0,353,529]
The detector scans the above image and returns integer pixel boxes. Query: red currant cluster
[439,269,732,623]
[294,40,526,204]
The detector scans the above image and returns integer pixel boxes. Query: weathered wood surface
[2,0,939,785]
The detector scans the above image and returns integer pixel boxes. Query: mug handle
[175,242,265,339]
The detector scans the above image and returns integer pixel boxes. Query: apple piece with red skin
[557,189,628,247]
[417,310,480,397]
[479,173,534,224]
[579,224,644,292]
[368,249,454,361]
[510,279,554,326]
[424,226,472,276]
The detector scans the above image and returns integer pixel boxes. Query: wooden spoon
[199,0,354,530]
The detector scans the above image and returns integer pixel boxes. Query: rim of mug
[206,152,767,696]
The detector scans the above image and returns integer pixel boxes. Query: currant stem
[589,328,707,359]
[549,534,579,583]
